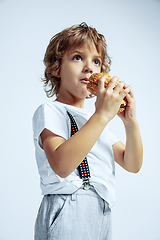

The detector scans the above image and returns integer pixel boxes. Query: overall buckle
[83,178,90,190]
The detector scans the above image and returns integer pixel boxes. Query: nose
[83,60,93,73]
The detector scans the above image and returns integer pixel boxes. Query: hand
[95,75,131,122]
[118,86,137,125]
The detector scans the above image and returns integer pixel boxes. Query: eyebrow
[69,50,83,55]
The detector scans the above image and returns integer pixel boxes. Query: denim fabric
[34,186,112,240]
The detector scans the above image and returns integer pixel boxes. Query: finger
[121,81,129,89]
[125,88,135,105]
[124,93,133,107]
[114,81,125,93]
[128,87,134,98]
[120,85,132,98]
[107,76,119,90]
[123,87,134,102]
[97,75,107,93]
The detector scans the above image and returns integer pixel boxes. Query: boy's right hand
[95,75,131,122]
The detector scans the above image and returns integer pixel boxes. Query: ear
[56,74,61,78]
[52,70,60,78]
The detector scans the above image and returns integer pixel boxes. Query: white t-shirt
[32,101,119,208]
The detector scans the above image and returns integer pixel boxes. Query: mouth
[80,78,90,84]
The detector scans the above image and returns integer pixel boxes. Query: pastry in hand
[87,73,127,113]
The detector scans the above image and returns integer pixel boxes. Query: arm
[41,112,109,178]
[112,88,143,173]
[41,76,131,178]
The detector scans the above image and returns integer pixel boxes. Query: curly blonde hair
[42,22,111,98]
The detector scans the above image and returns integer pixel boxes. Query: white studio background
[0,0,160,239]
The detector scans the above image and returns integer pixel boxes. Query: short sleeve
[32,103,69,148]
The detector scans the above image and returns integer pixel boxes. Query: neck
[56,94,85,109]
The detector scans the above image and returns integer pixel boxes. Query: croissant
[87,73,127,113]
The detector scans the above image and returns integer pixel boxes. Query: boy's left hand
[117,84,137,125]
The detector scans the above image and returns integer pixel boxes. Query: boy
[33,22,143,240]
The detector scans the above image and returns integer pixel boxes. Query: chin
[83,91,91,98]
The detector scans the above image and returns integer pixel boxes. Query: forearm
[123,120,143,173]
[43,76,132,178]
[45,112,109,178]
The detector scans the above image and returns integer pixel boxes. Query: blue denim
[34,186,112,240]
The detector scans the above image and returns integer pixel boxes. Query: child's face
[57,42,102,103]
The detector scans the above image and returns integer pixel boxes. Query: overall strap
[67,111,91,190]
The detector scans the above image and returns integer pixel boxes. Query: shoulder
[32,101,70,140]
[33,101,67,121]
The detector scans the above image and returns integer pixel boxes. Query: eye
[73,55,82,61]
[93,59,101,66]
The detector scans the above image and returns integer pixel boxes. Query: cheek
[94,65,101,73]
[60,71,74,89]
[60,63,75,78]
